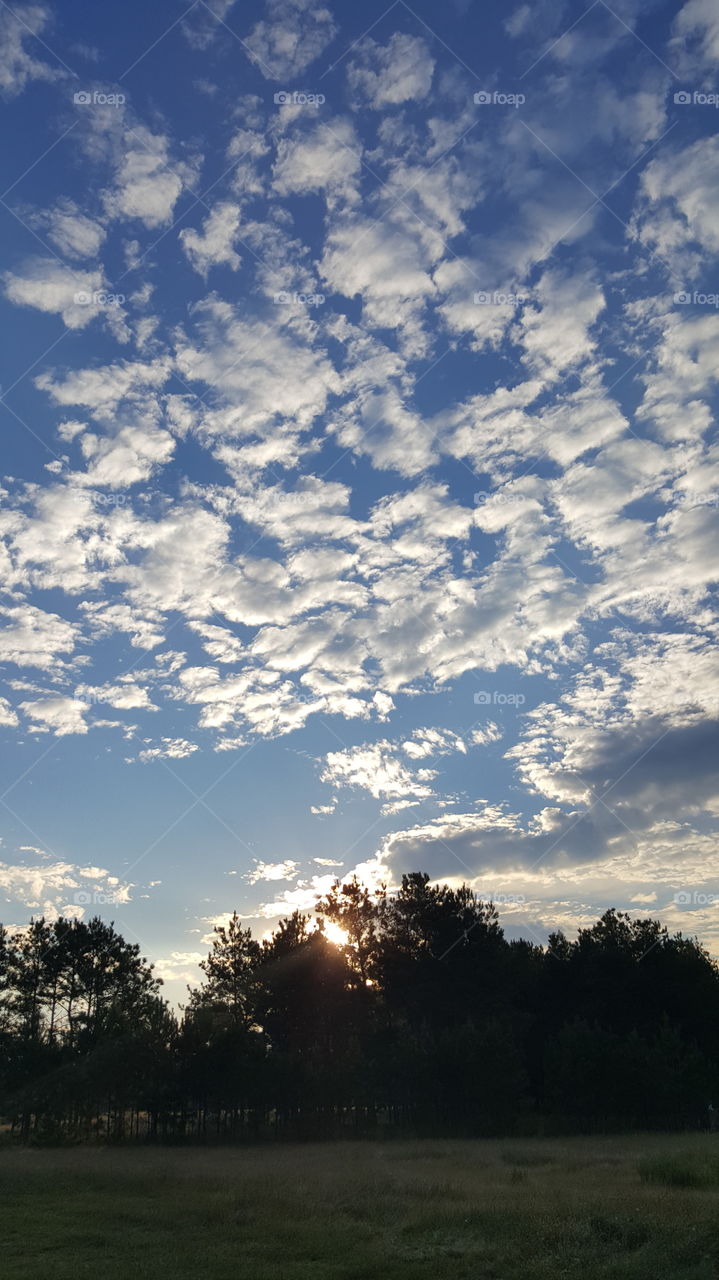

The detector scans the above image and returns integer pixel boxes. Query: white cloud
[244,0,336,79]
[672,0,719,72]
[181,0,238,49]
[187,622,245,663]
[0,605,79,670]
[273,119,360,196]
[373,691,394,721]
[321,214,439,352]
[636,311,719,443]
[134,737,199,762]
[347,34,434,108]
[332,386,438,475]
[76,681,156,710]
[402,727,468,759]
[0,856,130,914]
[179,202,242,276]
[101,123,199,229]
[634,136,719,274]
[77,421,175,487]
[3,259,109,329]
[36,356,171,418]
[0,697,19,727]
[319,723,500,814]
[515,268,606,378]
[320,740,437,804]
[176,298,339,434]
[0,4,63,98]
[80,602,166,650]
[251,872,340,919]
[507,635,719,829]
[19,695,89,735]
[246,859,299,883]
[45,201,106,259]
[153,950,205,983]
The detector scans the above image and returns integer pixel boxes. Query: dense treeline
[1,873,718,1142]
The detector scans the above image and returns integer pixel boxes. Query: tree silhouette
[1,882,717,1141]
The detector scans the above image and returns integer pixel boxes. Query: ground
[2,1134,719,1278]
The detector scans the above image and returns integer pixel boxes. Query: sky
[0,0,717,1003]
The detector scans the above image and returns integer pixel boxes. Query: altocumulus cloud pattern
[0,0,717,996]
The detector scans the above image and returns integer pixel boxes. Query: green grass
[1,1134,719,1278]
[638,1153,719,1189]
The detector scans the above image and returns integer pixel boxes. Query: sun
[323,921,350,947]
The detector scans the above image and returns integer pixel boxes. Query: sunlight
[323,921,350,948]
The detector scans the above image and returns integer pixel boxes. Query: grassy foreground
[2,1134,719,1278]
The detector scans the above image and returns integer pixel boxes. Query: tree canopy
[1,876,717,1142]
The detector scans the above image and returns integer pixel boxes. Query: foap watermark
[271,491,321,511]
[273,90,325,106]
[474,490,526,507]
[674,90,719,108]
[674,290,719,308]
[274,291,325,306]
[474,290,526,306]
[74,90,125,107]
[74,890,119,906]
[78,690,107,707]
[286,688,323,706]
[91,492,132,509]
[675,489,719,509]
[491,893,526,906]
[74,290,125,308]
[474,690,526,707]
[673,890,717,907]
[474,90,525,108]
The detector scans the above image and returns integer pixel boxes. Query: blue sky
[0,0,718,1001]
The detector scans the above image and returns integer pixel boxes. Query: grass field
[2,1134,719,1278]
